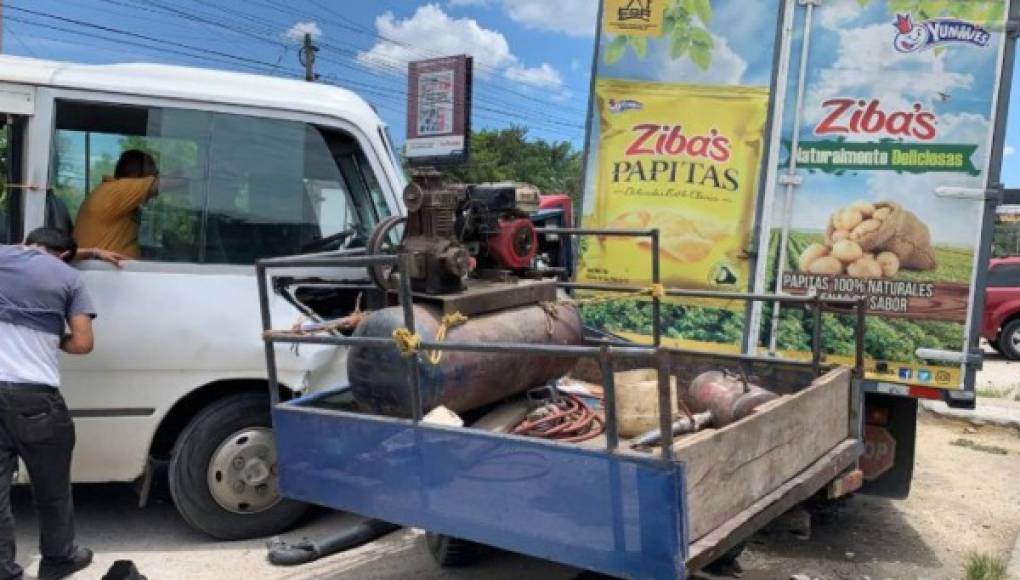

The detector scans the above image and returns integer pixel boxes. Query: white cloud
[284,21,322,43]
[1006,145,1016,157]
[804,23,973,128]
[357,4,570,98]
[816,0,864,30]
[358,5,515,74]
[501,0,597,37]
[650,33,748,86]
[504,62,563,89]
[448,0,494,5]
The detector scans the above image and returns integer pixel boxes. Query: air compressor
[348,172,583,418]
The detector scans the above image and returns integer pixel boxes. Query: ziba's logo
[892,13,991,53]
[815,98,937,141]
[625,124,731,162]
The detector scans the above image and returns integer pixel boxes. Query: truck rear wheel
[998,319,1020,360]
[169,392,307,539]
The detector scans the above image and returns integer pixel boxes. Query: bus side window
[50,99,389,265]
[52,100,206,262]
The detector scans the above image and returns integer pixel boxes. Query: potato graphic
[830,240,864,264]
[846,257,883,279]
[798,243,829,273]
[807,256,843,276]
[823,200,936,273]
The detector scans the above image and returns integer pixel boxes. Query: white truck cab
[0,55,405,539]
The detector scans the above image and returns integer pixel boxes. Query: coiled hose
[512,393,604,442]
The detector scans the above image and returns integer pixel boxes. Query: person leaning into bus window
[73,149,181,260]
[0,228,97,580]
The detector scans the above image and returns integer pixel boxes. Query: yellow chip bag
[579,79,769,294]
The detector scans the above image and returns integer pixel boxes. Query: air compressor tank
[686,370,779,427]
[348,301,583,417]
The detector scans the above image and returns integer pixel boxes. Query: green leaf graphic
[691,45,712,70]
[692,0,713,25]
[629,35,648,59]
[604,35,627,65]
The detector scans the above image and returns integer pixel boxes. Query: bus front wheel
[168,391,307,540]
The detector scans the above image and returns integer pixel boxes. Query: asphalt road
[8,358,1020,579]
[9,484,576,580]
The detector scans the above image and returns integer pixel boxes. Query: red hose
[512,394,605,443]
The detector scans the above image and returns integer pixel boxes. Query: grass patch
[964,552,1008,580]
[976,385,1015,399]
[951,438,1010,456]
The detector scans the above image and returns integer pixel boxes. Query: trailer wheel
[169,392,307,539]
[425,532,485,567]
[998,319,1020,361]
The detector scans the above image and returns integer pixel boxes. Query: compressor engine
[352,172,580,418]
[367,172,544,294]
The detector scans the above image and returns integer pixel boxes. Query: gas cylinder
[686,370,778,427]
[348,301,583,417]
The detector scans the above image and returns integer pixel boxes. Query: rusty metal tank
[348,301,583,417]
[686,370,778,427]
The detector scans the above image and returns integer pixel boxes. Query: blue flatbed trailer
[257,250,866,579]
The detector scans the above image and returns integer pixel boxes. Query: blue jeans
[0,383,77,580]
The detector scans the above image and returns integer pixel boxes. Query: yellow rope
[392,328,421,357]
[572,283,667,306]
[538,301,560,335]
[427,312,468,364]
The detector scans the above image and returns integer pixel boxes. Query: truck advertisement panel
[754,0,1010,388]
[578,0,782,349]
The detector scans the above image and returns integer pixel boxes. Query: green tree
[411,127,585,211]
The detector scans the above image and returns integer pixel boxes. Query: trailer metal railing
[257,227,866,462]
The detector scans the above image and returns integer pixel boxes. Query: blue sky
[3,0,1020,187]
[1,0,597,146]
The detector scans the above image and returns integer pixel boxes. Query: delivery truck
[257,0,1017,577]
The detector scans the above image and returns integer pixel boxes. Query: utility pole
[298,32,318,82]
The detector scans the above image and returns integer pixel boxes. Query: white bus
[0,56,405,539]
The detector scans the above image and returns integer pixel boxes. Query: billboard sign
[406,55,473,165]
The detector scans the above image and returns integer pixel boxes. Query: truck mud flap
[860,393,917,499]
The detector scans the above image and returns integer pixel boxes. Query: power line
[5,16,301,77]
[216,0,587,117]
[171,0,587,126]
[136,1,586,131]
[7,2,584,139]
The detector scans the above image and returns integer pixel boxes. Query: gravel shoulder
[734,413,1020,579]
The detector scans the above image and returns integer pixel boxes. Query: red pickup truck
[983,256,1020,360]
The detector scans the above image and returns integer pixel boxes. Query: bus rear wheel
[168,392,307,540]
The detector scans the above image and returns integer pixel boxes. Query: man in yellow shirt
[73,150,160,259]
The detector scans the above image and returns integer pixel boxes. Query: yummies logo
[892,13,991,53]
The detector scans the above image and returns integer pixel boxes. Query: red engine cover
[487,218,538,269]
[539,194,573,226]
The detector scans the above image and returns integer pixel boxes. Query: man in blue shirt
[0,228,97,580]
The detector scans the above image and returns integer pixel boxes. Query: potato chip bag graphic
[579,79,769,292]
